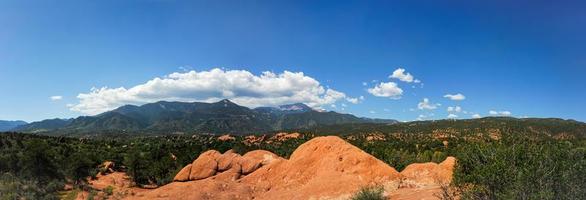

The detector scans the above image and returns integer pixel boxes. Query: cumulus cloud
[447,106,462,113]
[447,114,458,119]
[70,68,352,115]
[489,110,512,116]
[417,98,440,110]
[367,82,403,99]
[389,68,419,83]
[416,113,435,121]
[345,97,361,104]
[472,114,481,118]
[50,96,63,101]
[443,93,466,101]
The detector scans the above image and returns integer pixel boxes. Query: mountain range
[10,100,397,135]
[0,120,27,132]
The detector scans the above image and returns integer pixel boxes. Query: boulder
[99,161,115,175]
[189,150,221,180]
[239,150,280,174]
[217,150,241,171]
[173,164,192,182]
[214,162,242,181]
[400,156,457,187]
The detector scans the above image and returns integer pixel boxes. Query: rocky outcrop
[134,136,405,200]
[188,150,221,180]
[400,156,456,188]
[216,150,240,171]
[218,134,236,141]
[99,161,115,175]
[172,164,191,182]
[132,136,457,200]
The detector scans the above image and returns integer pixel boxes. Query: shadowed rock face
[130,136,456,200]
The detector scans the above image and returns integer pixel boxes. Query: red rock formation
[188,150,221,180]
[172,164,191,182]
[130,136,403,200]
[123,136,457,200]
[400,156,456,188]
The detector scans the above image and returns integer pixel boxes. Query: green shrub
[350,185,385,200]
[103,185,114,196]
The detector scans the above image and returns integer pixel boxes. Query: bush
[350,185,385,200]
[103,185,114,196]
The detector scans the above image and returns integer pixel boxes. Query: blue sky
[0,0,584,122]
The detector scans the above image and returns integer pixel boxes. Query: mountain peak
[278,103,313,112]
[214,99,239,107]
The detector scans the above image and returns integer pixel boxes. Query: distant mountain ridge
[0,120,27,132]
[14,100,398,135]
[12,118,72,133]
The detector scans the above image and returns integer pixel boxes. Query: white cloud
[489,110,512,116]
[472,114,481,118]
[330,104,337,108]
[50,96,63,101]
[367,82,403,99]
[369,110,376,114]
[447,114,458,119]
[341,103,347,107]
[417,98,440,110]
[362,82,368,86]
[447,106,462,113]
[346,97,361,104]
[416,113,435,121]
[71,68,351,115]
[359,96,365,100]
[389,68,417,83]
[443,93,466,101]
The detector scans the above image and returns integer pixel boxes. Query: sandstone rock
[239,157,261,175]
[217,150,241,171]
[214,163,242,181]
[240,136,402,199]
[400,156,457,188]
[135,136,453,200]
[99,161,115,175]
[218,134,236,141]
[189,150,221,180]
[173,164,192,182]
[239,150,281,174]
[271,132,301,142]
